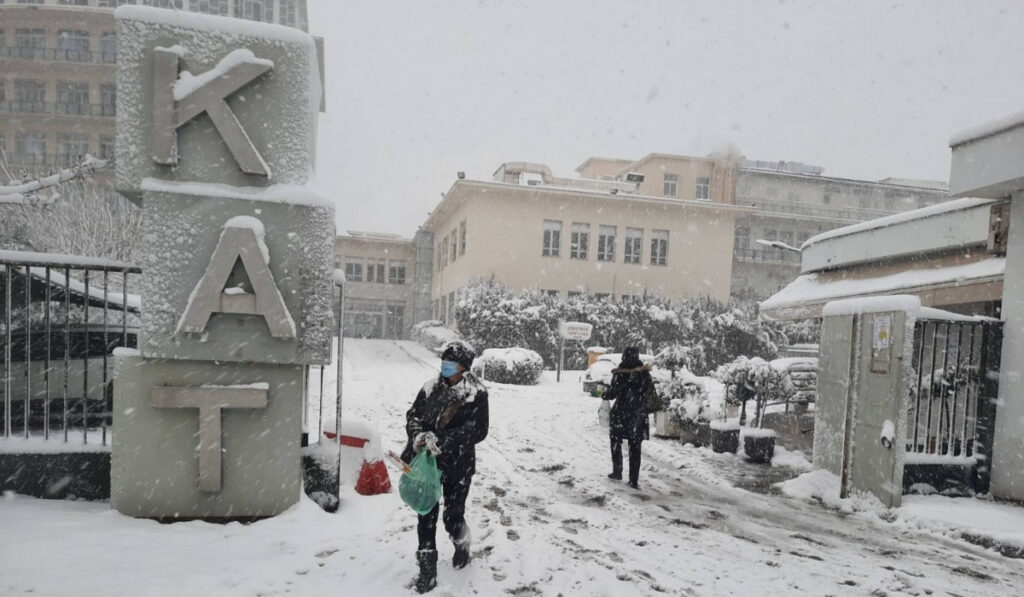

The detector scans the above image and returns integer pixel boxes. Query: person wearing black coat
[402,341,489,594]
[603,346,655,490]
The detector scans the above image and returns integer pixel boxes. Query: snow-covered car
[582,351,668,396]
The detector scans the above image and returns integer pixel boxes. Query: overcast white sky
[308,0,1024,236]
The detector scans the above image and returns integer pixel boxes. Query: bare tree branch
[0,155,109,205]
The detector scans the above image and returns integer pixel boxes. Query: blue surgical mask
[440,360,459,378]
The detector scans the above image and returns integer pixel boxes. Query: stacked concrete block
[111,6,333,519]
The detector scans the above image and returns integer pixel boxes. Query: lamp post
[334,271,346,500]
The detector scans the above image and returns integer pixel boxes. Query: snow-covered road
[2,339,1021,596]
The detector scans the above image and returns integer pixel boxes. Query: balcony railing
[0,101,115,117]
[0,46,117,64]
[736,198,900,222]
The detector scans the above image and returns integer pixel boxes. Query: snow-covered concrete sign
[111,6,332,519]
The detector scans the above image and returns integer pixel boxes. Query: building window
[142,0,184,8]
[542,219,561,257]
[570,222,589,260]
[14,80,46,113]
[650,229,669,266]
[696,177,710,200]
[388,261,406,285]
[447,291,455,325]
[624,227,643,264]
[59,0,89,5]
[15,29,45,59]
[279,0,299,27]
[543,289,559,297]
[449,230,457,262]
[663,173,678,197]
[0,80,5,104]
[734,226,750,250]
[620,294,636,303]
[193,0,230,15]
[100,84,116,117]
[100,32,117,63]
[764,229,777,243]
[458,220,467,256]
[567,290,583,298]
[345,261,363,282]
[98,1,134,8]
[597,225,616,262]
[57,30,90,62]
[57,133,89,167]
[594,293,611,301]
[56,82,90,115]
[440,237,449,267]
[370,260,386,283]
[15,132,47,167]
[779,231,794,249]
[236,0,274,23]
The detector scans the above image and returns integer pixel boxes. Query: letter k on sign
[152,47,274,177]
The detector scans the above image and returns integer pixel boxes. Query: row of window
[663,174,710,199]
[734,227,815,250]
[542,220,669,266]
[0,1,298,26]
[0,79,116,116]
[434,219,466,273]
[0,132,114,167]
[341,257,406,285]
[0,28,116,63]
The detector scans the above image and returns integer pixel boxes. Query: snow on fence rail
[1,251,140,445]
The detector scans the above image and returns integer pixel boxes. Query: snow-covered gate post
[110,6,333,519]
[815,296,918,509]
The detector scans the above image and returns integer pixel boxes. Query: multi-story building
[334,231,432,339]
[0,0,309,175]
[335,152,954,337]
[731,160,949,299]
[421,155,749,326]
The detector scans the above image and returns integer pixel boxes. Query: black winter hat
[441,341,475,370]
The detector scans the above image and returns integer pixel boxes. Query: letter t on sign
[151,386,268,492]
[152,47,274,177]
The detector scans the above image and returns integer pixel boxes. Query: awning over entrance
[759,255,1004,321]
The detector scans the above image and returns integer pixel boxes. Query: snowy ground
[3,339,1023,596]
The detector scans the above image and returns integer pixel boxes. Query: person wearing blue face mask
[401,340,489,593]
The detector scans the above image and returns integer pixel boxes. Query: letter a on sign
[177,216,296,338]
[152,47,274,176]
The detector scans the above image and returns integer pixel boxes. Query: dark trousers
[610,437,642,484]
[417,471,471,550]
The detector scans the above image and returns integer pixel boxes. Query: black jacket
[605,365,654,442]
[401,373,489,480]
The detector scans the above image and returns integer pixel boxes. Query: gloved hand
[413,431,441,455]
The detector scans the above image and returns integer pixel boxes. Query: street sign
[561,321,593,341]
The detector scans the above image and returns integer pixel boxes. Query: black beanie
[441,341,475,370]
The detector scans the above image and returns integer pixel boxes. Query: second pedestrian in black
[602,346,655,490]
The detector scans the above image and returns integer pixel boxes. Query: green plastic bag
[399,450,442,515]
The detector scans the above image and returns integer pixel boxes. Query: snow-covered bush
[474,347,544,385]
[714,356,794,426]
[410,320,459,352]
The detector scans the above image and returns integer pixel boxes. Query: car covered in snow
[582,351,670,396]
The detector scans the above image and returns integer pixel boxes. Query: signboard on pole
[561,321,593,341]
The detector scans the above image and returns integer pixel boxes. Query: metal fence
[907,318,1001,471]
[1,250,140,445]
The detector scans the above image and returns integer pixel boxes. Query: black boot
[415,549,437,593]
[452,527,471,569]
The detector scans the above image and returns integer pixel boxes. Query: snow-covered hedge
[410,320,460,352]
[454,279,790,372]
[474,347,544,385]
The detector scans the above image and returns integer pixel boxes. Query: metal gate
[907,318,1001,493]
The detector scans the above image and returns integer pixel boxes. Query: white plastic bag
[598,400,610,428]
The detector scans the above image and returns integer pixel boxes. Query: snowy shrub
[410,320,460,352]
[714,356,794,426]
[654,344,704,375]
[475,347,544,385]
